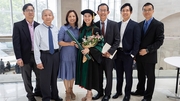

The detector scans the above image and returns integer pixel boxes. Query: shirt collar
[145,17,153,24]
[26,20,34,26]
[67,24,78,29]
[100,19,107,24]
[42,23,54,28]
[122,18,130,24]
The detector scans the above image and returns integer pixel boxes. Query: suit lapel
[143,18,155,38]
[123,19,131,36]
[22,19,31,43]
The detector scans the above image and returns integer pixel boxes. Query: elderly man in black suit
[131,2,164,101]
[12,3,41,101]
[92,3,120,101]
[112,3,141,101]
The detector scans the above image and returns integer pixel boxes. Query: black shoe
[141,98,151,101]
[112,93,122,99]
[28,97,36,101]
[92,93,104,100]
[131,91,144,96]
[101,95,110,101]
[33,92,42,97]
[123,96,130,101]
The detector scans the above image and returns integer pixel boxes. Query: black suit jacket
[13,19,39,64]
[95,19,120,57]
[118,19,141,56]
[136,18,164,63]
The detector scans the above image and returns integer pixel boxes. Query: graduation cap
[81,9,96,19]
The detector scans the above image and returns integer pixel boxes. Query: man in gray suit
[93,3,120,101]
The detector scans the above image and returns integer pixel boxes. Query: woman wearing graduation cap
[75,9,104,101]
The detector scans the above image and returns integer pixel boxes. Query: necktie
[143,21,148,34]
[101,22,105,36]
[48,27,54,54]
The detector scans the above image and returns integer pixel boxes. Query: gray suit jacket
[95,19,120,57]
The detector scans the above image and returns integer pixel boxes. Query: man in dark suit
[112,3,141,101]
[131,2,164,101]
[12,3,41,101]
[92,3,120,101]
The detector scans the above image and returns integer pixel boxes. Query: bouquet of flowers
[82,32,103,48]
[81,32,103,63]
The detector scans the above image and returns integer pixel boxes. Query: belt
[117,47,123,51]
[40,49,59,54]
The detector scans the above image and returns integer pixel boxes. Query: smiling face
[23,5,34,20]
[143,5,154,20]
[121,6,132,21]
[97,5,109,21]
[42,9,54,26]
[68,12,76,26]
[83,13,93,26]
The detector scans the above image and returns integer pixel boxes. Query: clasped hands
[139,49,148,56]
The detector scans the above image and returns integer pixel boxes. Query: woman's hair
[64,10,79,27]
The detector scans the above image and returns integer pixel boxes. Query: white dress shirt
[34,23,59,64]
[119,19,130,48]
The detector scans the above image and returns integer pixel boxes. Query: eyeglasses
[98,9,108,12]
[143,9,153,12]
[25,9,34,13]
[121,10,130,12]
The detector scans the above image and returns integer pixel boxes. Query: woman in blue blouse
[58,10,79,101]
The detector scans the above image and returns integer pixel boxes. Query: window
[0,0,57,36]
[81,0,121,22]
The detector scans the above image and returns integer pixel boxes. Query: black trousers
[98,57,114,96]
[21,53,41,99]
[40,51,60,101]
[115,50,133,96]
[136,61,155,100]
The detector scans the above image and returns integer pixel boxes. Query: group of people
[0,60,12,74]
[12,2,164,101]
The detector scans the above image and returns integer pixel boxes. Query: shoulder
[52,25,59,31]
[108,19,117,24]
[129,19,139,26]
[14,19,24,26]
[152,18,164,26]
[34,21,40,26]
[35,24,43,31]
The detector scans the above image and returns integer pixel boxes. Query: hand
[69,41,76,46]
[74,44,78,48]
[102,52,111,58]
[81,48,89,55]
[139,49,147,56]
[17,59,24,67]
[37,63,44,70]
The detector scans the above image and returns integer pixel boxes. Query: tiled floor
[0,78,180,101]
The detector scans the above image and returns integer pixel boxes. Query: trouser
[40,51,60,101]
[21,53,41,99]
[98,57,114,96]
[136,62,155,100]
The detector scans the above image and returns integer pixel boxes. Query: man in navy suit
[112,3,141,101]
[12,3,41,101]
[92,3,120,101]
[131,2,164,101]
